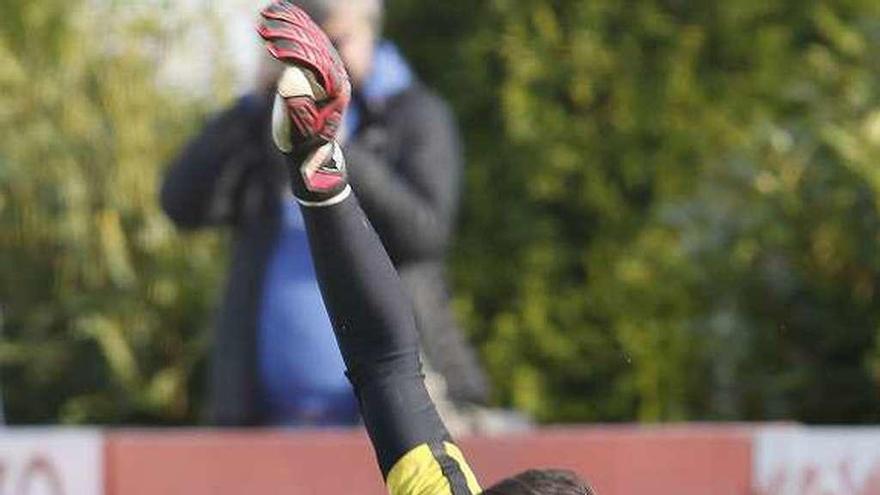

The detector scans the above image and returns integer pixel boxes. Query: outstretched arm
[256,3,480,492]
[303,195,480,494]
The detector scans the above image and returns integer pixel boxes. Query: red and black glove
[257,0,352,206]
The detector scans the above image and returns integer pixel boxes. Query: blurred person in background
[160,0,491,428]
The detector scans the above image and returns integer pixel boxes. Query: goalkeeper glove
[257,0,352,206]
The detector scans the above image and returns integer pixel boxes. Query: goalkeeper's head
[484,469,594,494]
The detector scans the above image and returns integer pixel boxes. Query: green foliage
[3,0,880,425]
[387,0,880,422]
[0,0,225,423]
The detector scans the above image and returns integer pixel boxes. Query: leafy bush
[0,0,225,423]
[3,0,880,424]
[387,0,880,422]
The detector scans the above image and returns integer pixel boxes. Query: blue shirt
[258,197,359,426]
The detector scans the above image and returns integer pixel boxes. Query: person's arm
[160,94,270,228]
[345,92,462,263]
[302,194,481,494]
[257,5,480,491]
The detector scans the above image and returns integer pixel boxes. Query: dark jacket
[161,85,490,425]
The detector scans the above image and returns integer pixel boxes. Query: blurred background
[2,0,880,492]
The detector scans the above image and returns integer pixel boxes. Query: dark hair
[482,469,595,495]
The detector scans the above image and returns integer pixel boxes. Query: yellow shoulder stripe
[443,442,481,493]
[386,442,481,495]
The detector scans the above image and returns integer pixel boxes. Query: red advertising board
[462,426,752,495]
[105,426,753,495]
[3,424,879,494]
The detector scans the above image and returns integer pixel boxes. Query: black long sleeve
[302,195,482,493]
[301,196,450,476]
[160,95,272,229]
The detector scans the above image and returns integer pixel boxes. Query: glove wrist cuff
[289,141,350,207]
[295,184,352,208]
